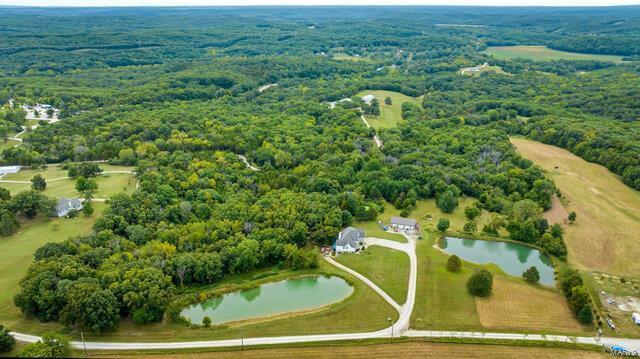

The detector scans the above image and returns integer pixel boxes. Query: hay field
[476,278,585,333]
[511,138,640,278]
[484,46,624,62]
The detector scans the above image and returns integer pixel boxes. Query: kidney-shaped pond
[439,237,555,286]
[181,275,353,325]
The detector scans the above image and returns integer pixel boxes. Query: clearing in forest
[511,138,640,278]
[355,90,423,129]
[484,46,624,62]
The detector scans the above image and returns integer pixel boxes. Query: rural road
[237,154,259,171]
[359,113,383,149]
[9,231,640,353]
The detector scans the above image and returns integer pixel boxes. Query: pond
[439,237,555,286]
[181,275,353,325]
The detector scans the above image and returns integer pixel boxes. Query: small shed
[633,312,640,325]
[390,216,418,231]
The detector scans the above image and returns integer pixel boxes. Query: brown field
[510,138,640,278]
[105,341,605,359]
[475,278,586,333]
[544,195,569,225]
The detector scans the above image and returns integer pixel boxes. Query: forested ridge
[1,6,638,332]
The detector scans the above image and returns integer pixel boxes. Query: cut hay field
[111,341,606,358]
[411,232,587,335]
[0,164,136,199]
[475,278,584,332]
[355,90,423,129]
[336,245,410,304]
[484,46,624,62]
[511,138,640,278]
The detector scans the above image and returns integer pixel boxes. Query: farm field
[333,53,370,62]
[484,46,624,62]
[105,341,606,358]
[0,203,106,331]
[410,232,586,335]
[510,138,640,278]
[475,278,585,332]
[355,90,423,129]
[0,164,136,199]
[336,245,410,304]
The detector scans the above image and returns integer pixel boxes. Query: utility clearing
[511,137,640,278]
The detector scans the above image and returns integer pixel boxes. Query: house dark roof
[390,216,417,227]
[336,226,365,248]
[56,198,82,213]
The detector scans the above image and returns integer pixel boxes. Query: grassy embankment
[484,46,624,62]
[355,90,423,129]
[336,246,410,304]
[0,164,136,199]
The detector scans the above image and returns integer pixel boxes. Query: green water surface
[440,237,555,286]
[181,275,353,324]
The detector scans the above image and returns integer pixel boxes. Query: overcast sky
[0,0,638,6]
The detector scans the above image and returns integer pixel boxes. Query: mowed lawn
[0,164,136,199]
[0,203,106,331]
[355,90,423,129]
[484,46,624,62]
[110,341,606,358]
[511,138,640,278]
[336,246,410,304]
[411,232,586,335]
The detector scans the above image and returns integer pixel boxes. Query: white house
[390,216,418,231]
[56,198,83,217]
[0,165,21,176]
[335,227,365,254]
[361,94,375,105]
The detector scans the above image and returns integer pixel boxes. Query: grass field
[475,278,584,332]
[0,164,136,199]
[460,64,507,76]
[0,203,106,332]
[333,53,370,62]
[484,46,624,62]
[107,341,606,358]
[355,90,423,129]
[336,246,410,304]
[411,232,587,335]
[0,138,20,152]
[511,138,640,278]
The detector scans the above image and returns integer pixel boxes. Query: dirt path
[544,195,569,225]
[360,114,383,149]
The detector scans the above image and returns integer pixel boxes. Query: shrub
[467,269,493,297]
[437,218,450,232]
[446,255,461,272]
[568,211,577,223]
[19,333,71,358]
[463,221,477,234]
[202,316,211,327]
[0,325,16,353]
[464,206,480,220]
[522,266,540,284]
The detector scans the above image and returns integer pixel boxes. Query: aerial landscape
[0,3,639,358]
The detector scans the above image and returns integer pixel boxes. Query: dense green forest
[1,6,638,331]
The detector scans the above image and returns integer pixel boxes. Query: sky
[0,0,639,6]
